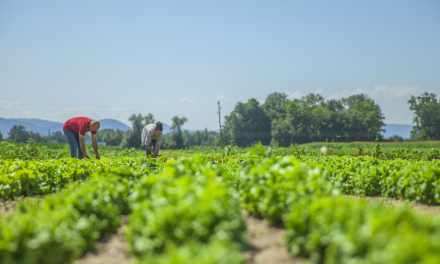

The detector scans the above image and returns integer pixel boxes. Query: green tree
[408,92,440,140]
[261,92,288,122]
[388,134,404,142]
[120,114,145,149]
[0,129,3,141]
[143,113,155,125]
[167,116,188,149]
[223,98,271,147]
[8,125,29,143]
[270,93,385,146]
[98,129,124,146]
[50,131,68,143]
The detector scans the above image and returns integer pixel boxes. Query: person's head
[154,121,163,137]
[90,120,100,132]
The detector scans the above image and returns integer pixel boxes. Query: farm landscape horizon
[1,139,440,263]
[2,1,440,263]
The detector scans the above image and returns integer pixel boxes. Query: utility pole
[217,101,224,149]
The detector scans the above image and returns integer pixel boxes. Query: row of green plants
[0,166,152,264]
[0,140,63,160]
[233,147,440,263]
[126,155,246,264]
[301,156,440,205]
[0,156,160,200]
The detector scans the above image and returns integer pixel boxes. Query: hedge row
[302,156,440,205]
[0,167,151,264]
[0,156,159,200]
[126,155,246,264]
[235,147,440,263]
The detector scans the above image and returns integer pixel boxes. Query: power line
[0,107,234,113]
[1,101,236,107]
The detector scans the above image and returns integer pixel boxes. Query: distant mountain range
[0,117,193,137]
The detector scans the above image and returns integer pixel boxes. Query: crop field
[1,140,440,264]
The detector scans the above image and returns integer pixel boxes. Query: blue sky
[1,0,439,130]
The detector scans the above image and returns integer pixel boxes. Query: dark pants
[145,139,157,157]
[63,130,84,159]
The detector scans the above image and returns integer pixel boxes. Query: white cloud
[327,86,429,100]
[315,88,325,95]
[284,91,303,99]
[0,100,20,109]
[178,97,196,103]
[217,95,230,102]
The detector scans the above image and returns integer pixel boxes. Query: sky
[1,0,439,131]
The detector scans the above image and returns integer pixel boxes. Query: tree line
[220,91,440,147]
[1,126,68,144]
[1,91,439,148]
[117,113,218,149]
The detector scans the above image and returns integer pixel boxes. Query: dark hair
[155,121,163,131]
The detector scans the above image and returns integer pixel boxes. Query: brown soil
[242,213,309,264]
[0,196,40,216]
[74,216,131,264]
[0,199,21,216]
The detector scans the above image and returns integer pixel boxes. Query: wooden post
[217,101,224,148]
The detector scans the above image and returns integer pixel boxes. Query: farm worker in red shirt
[62,117,101,160]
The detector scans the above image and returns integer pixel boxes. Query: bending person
[141,121,163,158]
[63,117,100,160]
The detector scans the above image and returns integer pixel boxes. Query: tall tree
[168,116,188,149]
[120,114,144,149]
[8,125,29,143]
[143,113,156,125]
[50,131,68,143]
[0,129,3,141]
[408,92,440,140]
[98,129,124,146]
[223,98,271,147]
[262,92,288,121]
[271,93,385,146]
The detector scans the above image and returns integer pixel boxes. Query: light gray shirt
[141,124,163,149]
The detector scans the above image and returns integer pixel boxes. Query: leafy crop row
[0,157,158,200]
[126,155,246,264]
[284,196,440,264]
[0,166,152,264]
[302,156,440,205]
[235,147,440,263]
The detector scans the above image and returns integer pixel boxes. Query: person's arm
[155,136,162,156]
[91,133,100,160]
[144,128,157,157]
[146,145,156,157]
[79,134,90,159]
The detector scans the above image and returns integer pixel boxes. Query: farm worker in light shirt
[62,117,100,160]
[141,121,163,158]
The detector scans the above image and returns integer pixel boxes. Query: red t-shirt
[63,117,97,136]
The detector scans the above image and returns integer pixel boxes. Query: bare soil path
[0,199,20,216]
[74,216,131,264]
[0,196,40,216]
[242,213,309,264]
